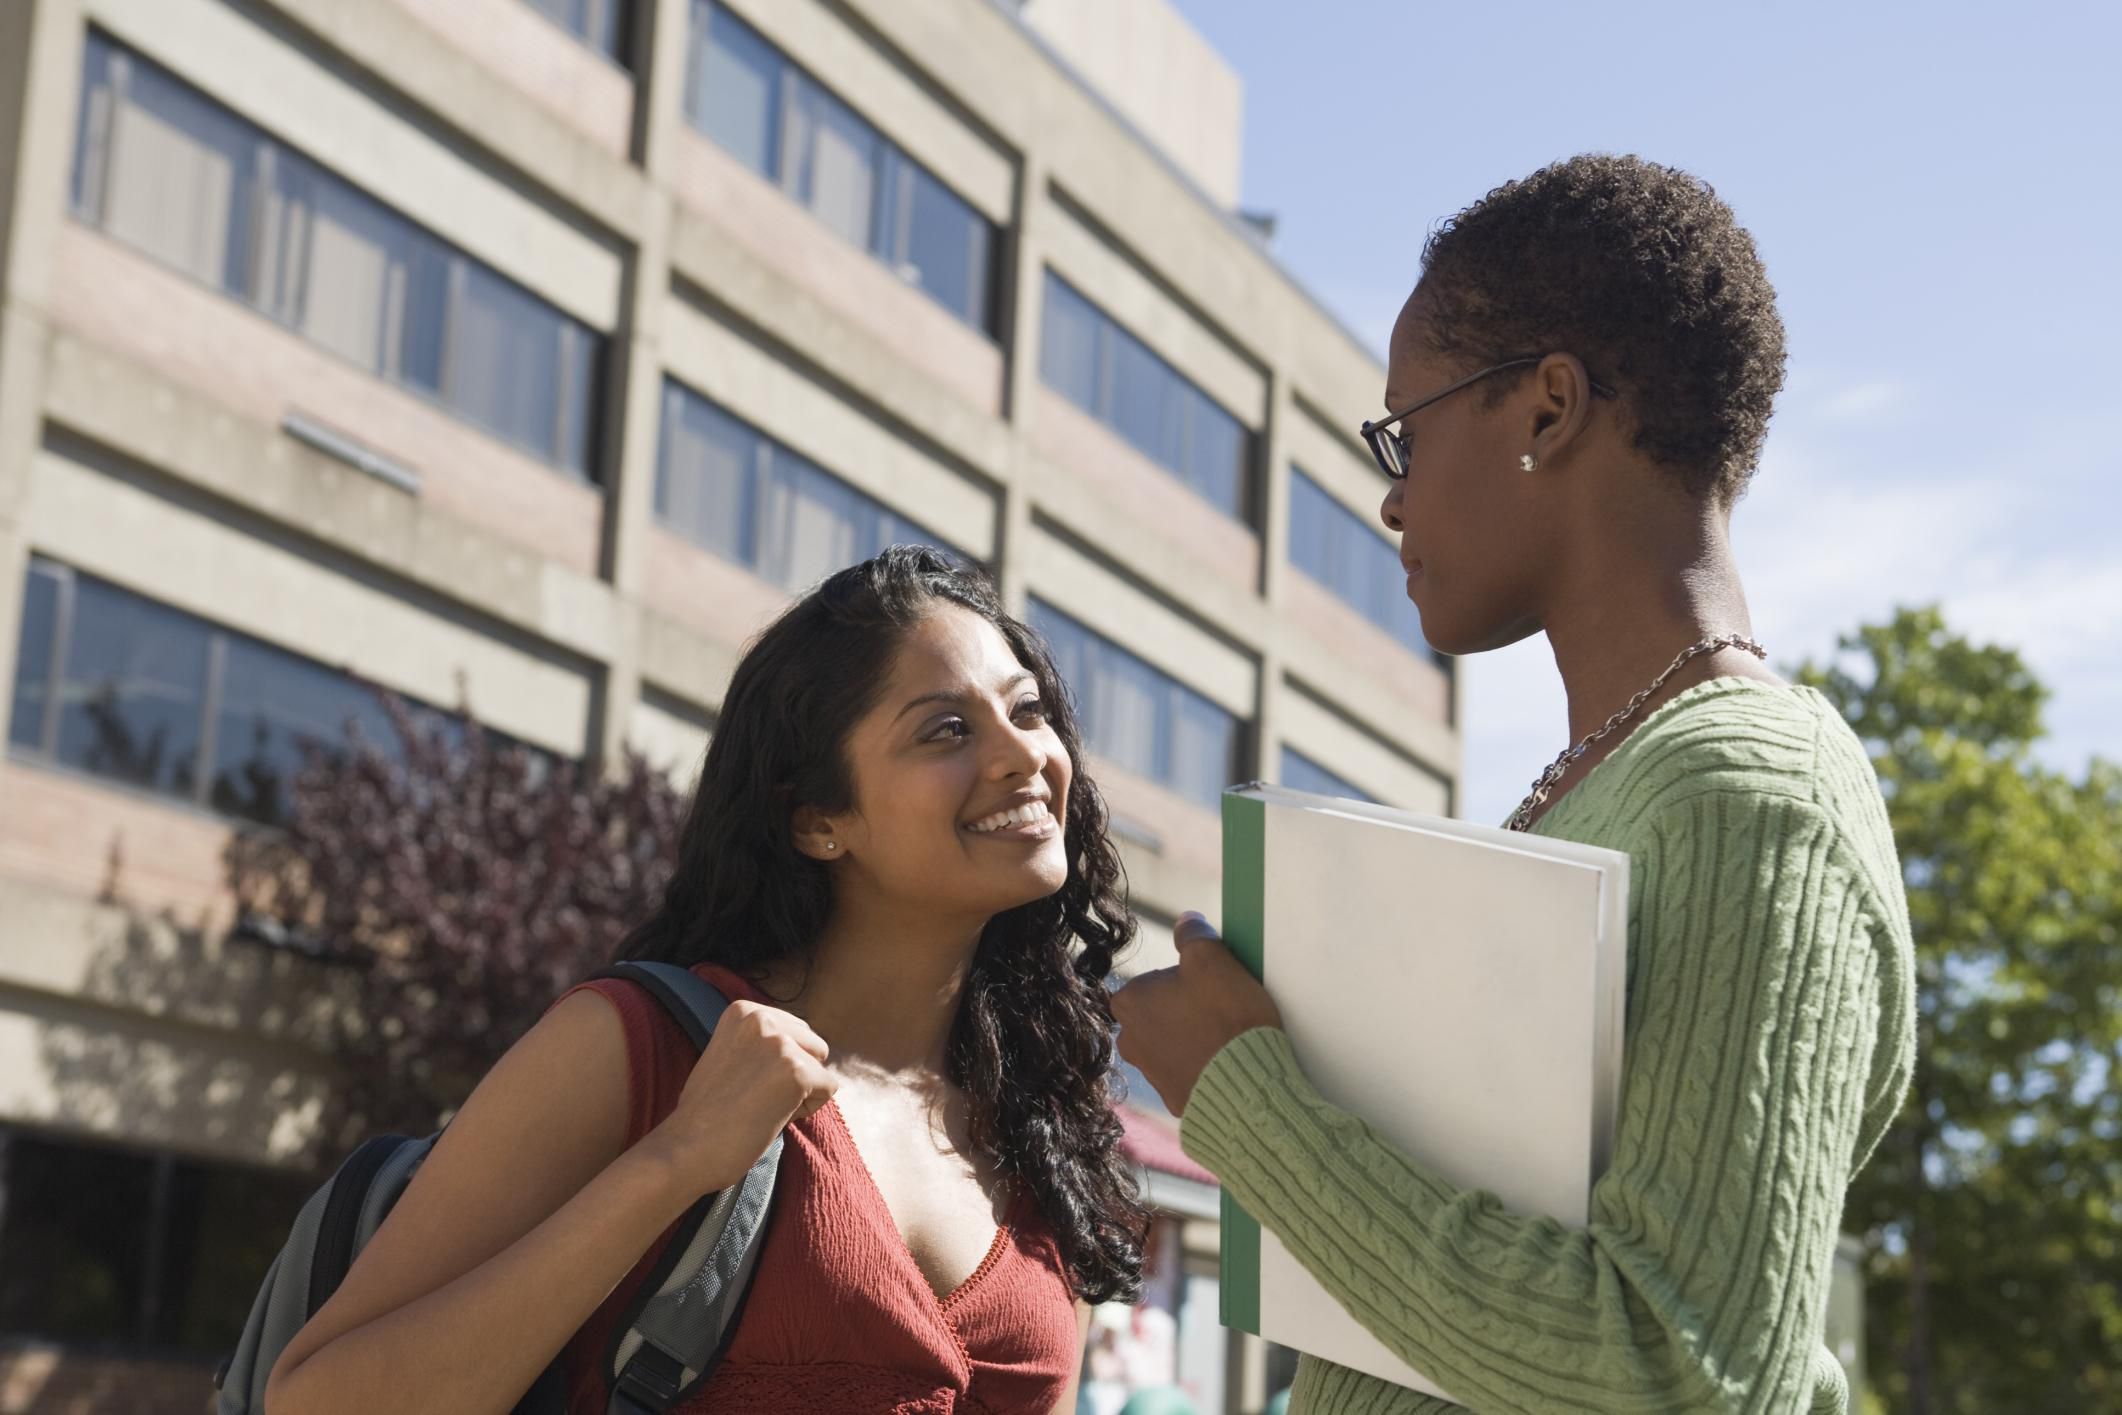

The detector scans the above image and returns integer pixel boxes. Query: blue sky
[1167,0,2122,825]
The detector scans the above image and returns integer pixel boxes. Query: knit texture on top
[1182,679,1916,1414]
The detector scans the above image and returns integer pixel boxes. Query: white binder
[1218,783,1631,1401]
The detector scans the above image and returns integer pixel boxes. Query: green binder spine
[1219,788,1266,1335]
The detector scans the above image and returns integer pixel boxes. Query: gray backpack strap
[601,960,734,1051]
[216,1134,434,1415]
[592,962,785,1414]
[214,1190,324,1414]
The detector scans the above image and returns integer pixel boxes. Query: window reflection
[656,381,952,595]
[1288,466,1439,663]
[1280,747,1373,804]
[8,558,548,824]
[1030,601,1241,809]
[1037,272,1253,522]
[70,33,604,478]
[686,3,999,335]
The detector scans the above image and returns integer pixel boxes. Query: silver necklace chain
[1503,634,1767,833]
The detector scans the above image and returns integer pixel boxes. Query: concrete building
[0,0,1458,1408]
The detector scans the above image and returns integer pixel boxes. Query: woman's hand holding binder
[1111,912,1283,1116]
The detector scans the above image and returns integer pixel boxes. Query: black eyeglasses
[1359,357,1617,481]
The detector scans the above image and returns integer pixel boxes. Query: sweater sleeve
[1180,791,1901,1414]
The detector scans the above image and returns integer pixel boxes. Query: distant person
[1113,154,1915,1414]
[265,546,1146,1413]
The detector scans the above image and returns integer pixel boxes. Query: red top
[557,964,1080,1414]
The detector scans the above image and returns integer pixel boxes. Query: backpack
[214,961,783,1415]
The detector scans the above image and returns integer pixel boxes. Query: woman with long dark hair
[266,546,1147,1413]
[1114,155,1915,1414]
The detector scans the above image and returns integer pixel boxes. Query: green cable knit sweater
[1181,679,1916,1415]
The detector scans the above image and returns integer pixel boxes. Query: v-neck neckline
[819,1097,1017,1313]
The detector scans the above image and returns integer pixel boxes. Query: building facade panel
[1024,391,1261,596]
[389,0,637,157]
[0,763,233,926]
[50,230,609,573]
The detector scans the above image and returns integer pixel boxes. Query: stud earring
[1520,453,1538,472]
[824,841,837,853]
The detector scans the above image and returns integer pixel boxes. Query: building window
[522,0,632,66]
[1029,601,1241,809]
[656,381,953,595]
[685,3,998,335]
[1288,466,1441,664]
[8,558,525,826]
[1038,272,1251,521]
[1281,746,1372,804]
[0,1127,311,1355]
[69,33,605,479]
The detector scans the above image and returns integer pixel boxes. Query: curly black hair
[1418,153,1787,502]
[618,545,1147,1304]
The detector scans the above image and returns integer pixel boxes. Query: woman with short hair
[1115,154,1915,1415]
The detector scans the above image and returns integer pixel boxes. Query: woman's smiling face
[809,605,1074,923]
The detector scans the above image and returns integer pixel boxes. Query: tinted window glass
[53,575,212,798]
[1185,390,1247,514]
[656,382,952,594]
[1281,747,1371,803]
[1029,601,1240,808]
[13,560,547,821]
[1289,467,1434,659]
[93,49,261,295]
[1037,272,1250,520]
[72,34,605,479]
[1039,272,1103,411]
[689,5,996,334]
[0,1130,312,1354]
[154,1156,311,1353]
[0,1133,155,1343]
[9,561,62,752]
[657,385,760,564]
[1169,689,1241,807]
[524,0,631,63]
[788,81,879,249]
[210,635,399,825]
[694,4,780,174]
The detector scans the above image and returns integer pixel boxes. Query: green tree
[1799,608,2122,1414]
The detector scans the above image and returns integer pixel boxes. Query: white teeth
[969,799,1051,833]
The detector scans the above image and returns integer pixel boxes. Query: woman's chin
[1424,604,1543,657]
[997,849,1071,908]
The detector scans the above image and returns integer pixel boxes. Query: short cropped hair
[1418,154,1787,502]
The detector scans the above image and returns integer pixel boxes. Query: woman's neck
[766,899,983,1077]
[1541,504,1769,745]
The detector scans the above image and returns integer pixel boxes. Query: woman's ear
[1525,352,1598,466]
[790,805,844,862]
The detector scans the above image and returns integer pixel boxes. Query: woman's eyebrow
[893,672,1036,723]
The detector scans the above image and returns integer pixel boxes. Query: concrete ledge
[0,873,355,1049]
[0,876,341,1166]
[38,327,619,667]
